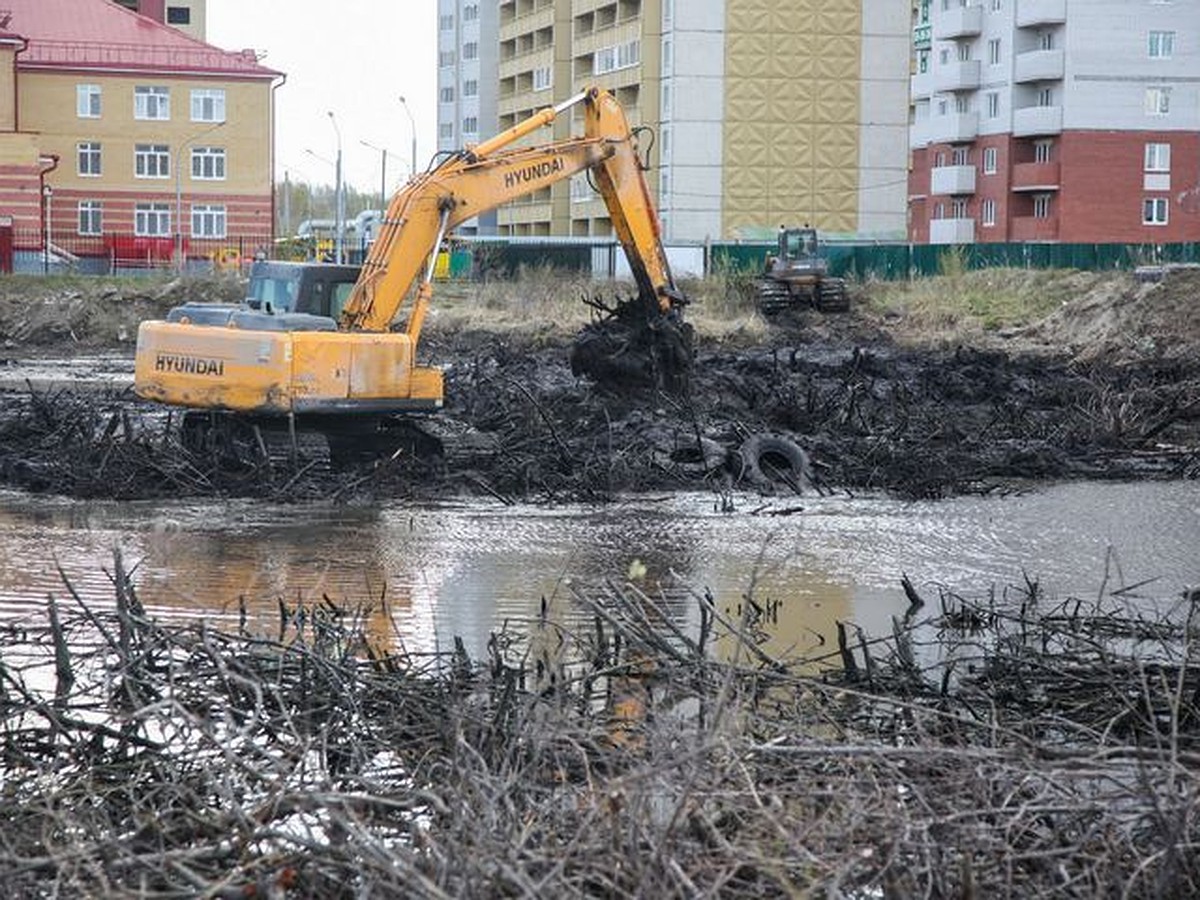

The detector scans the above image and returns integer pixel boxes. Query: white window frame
[464,4,478,22]
[463,79,478,98]
[191,204,227,238]
[438,122,454,140]
[533,66,552,91]
[1144,142,1171,172]
[983,147,998,174]
[134,86,170,121]
[595,46,617,74]
[134,143,170,179]
[134,202,171,236]
[462,41,478,61]
[1143,197,1169,225]
[1033,194,1052,218]
[952,146,970,165]
[951,197,969,218]
[988,39,1001,65]
[617,39,640,69]
[987,92,1000,118]
[1148,30,1175,59]
[190,88,226,123]
[190,146,226,180]
[77,141,102,177]
[1034,140,1053,163]
[439,13,453,30]
[462,116,478,135]
[78,200,103,236]
[981,198,997,227]
[77,84,101,119]
[440,86,455,103]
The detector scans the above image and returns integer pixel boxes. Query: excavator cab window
[783,229,817,262]
[247,273,300,313]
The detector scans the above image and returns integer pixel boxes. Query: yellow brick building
[0,0,279,269]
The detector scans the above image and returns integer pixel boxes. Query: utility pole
[328,111,344,264]
[399,95,417,181]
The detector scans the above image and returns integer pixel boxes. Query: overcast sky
[206,1,438,196]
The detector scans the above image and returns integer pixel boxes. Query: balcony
[931,165,977,195]
[1011,161,1060,191]
[1016,0,1066,28]
[911,70,934,100]
[936,60,981,93]
[1011,215,1058,241]
[928,111,979,144]
[1013,105,1062,136]
[930,217,976,244]
[934,4,983,39]
[1014,49,1065,83]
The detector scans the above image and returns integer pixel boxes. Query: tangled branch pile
[2,556,1199,897]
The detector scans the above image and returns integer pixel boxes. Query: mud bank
[1,304,1197,503]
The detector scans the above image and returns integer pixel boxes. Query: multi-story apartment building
[0,0,278,267]
[438,0,910,242]
[437,1,500,234]
[910,0,1200,244]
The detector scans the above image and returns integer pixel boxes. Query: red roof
[4,0,281,78]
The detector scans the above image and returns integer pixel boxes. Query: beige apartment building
[440,0,910,241]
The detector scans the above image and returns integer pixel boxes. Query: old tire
[737,433,809,489]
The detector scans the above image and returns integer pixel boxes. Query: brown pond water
[0,481,1196,663]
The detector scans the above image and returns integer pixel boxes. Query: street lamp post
[359,139,388,216]
[42,184,52,275]
[327,111,344,265]
[175,120,225,272]
[398,95,417,181]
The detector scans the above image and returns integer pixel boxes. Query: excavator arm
[339,87,682,338]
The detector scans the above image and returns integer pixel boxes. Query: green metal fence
[711,241,1200,281]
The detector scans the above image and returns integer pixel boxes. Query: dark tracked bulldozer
[755,226,849,314]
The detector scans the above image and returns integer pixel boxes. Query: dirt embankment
[0,268,1197,502]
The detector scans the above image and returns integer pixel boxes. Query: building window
[439,50,456,67]
[134,202,170,236]
[439,122,453,140]
[987,92,1000,118]
[990,0,1001,9]
[617,39,640,68]
[462,41,478,60]
[166,6,190,24]
[952,146,970,165]
[663,0,673,27]
[77,84,101,118]
[533,66,552,91]
[134,86,170,121]
[464,4,478,22]
[981,198,996,226]
[191,204,227,238]
[463,79,478,97]
[1143,197,1169,225]
[595,46,616,74]
[983,147,998,174]
[463,116,478,135]
[190,89,225,123]
[661,83,671,119]
[1145,86,1171,115]
[440,86,455,103]
[988,39,1001,65]
[957,43,972,62]
[917,48,930,73]
[439,13,454,30]
[662,39,671,76]
[1145,142,1171,172]
[1037,87,1053,107]
[955,95,970,113]
[1033,194,1052,218]
[191,146,226,180]
[1039,31,1054,50]
[77,142,102,177]
[1034,140,1053,163]
[1148,30,1175,59]
[951,197,969,218]
[78,201,103,236]
[134,144,170,178]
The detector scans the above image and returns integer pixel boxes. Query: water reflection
[0,481,1196,663]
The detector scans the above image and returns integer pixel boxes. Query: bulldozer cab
[780,227,819,263]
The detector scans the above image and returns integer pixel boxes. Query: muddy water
[0,481,1197,662]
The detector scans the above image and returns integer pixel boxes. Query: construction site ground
[0,266,1197,502]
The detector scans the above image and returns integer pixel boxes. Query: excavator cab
[756,226,848,314]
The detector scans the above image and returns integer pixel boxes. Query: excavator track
[755,279,794,315]
[816,278,849,313]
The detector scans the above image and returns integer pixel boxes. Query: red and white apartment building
[909,0,1199,244]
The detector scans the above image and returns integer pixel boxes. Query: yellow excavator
[134,87,691,456]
